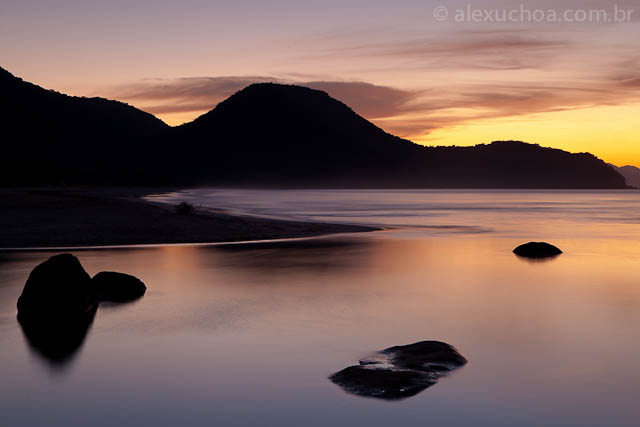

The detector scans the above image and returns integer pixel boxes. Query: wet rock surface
[330,366,436,400]
[380,340,468,372]
[330,340,467,400]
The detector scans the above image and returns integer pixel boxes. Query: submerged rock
[17,253,98,323]
[513,242,563,259]
[330,341,467,400]
[92,271,146,302]
[330,365,436,400]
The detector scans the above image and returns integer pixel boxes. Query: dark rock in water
[92,271,146,302]
[380,340,468,372]
[19,305,96,368]
[17,253,98,323]
[17,254,147,371]
[330,341,467,400]
[513,242,563,258]
[17,253,99,369]
[330,366,436,400]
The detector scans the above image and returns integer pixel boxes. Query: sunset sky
[1,0,639,166]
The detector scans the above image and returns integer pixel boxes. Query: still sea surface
[1,189,640,426]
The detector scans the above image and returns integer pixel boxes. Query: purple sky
[1,0,639,165]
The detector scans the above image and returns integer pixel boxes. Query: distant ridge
[611,164,640,188]
[0,67,630,188]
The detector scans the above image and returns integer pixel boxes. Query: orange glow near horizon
[407,103,640,167]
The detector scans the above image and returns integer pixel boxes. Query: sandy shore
[0,188,378,249]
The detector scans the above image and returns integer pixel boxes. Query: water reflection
[19,307,97,372]
[207,236,375,275]
[17,279,146,373]
[98,297,145,311]
[514,253,562,263]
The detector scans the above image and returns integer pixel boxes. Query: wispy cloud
[110,77,423,121]
[303,29,573,71]
[304,81,420,118]
[108,29,640,138]
[112,76,273,115]
[110,70,640,137]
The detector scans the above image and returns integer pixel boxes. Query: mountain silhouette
[167,83,627,188]
[0,67,630,188]
[0,67,168,185]
[165,83,421,186]
[611,165,640,188]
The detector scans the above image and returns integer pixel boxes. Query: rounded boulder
[17,253,98,323]
[92,271,146,302]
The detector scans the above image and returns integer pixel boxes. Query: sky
[1,0,639,166]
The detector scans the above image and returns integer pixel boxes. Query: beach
[0,188,377,249]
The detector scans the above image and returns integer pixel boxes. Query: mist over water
[150,189,640,239]
[1,190,640,426]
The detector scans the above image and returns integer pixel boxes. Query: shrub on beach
[175,201,195,215]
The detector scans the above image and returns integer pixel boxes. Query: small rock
[92,271,146,302]
[513,242,563,258]
[330,341,467,400]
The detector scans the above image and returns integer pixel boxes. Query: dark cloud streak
[111,77,423,120]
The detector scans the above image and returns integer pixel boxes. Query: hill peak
[187,81,353,126]
[240,82,331,95]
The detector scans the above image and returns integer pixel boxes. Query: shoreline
[0,188,379,250]
[0,233,371,252]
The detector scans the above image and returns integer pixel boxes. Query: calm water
[2,190,640,426]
